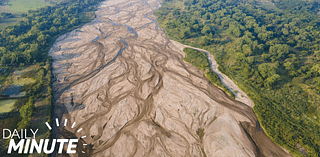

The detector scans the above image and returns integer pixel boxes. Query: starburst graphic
[45,118,88,154]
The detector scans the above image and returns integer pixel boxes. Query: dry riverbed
[49,0,291,156]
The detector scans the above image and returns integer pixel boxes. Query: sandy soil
[49,0,291,156]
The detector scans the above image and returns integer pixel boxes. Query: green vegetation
[155,0,320,156]
[0,66,13,88]
[0,0,103,154]
[13,78,35,86]
[18,97,35,130]
[0,14,25,30]
[0,99,16,113]
[0,115,21,154]
[0,0,103,67]
[183,48,234,98]
[6,0,49,13]
[0,63,52,155]
[31,97,52,139]
[196,128,205,140]
[0,0,65,29]
[0,0,47,30]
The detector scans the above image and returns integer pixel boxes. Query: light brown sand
[49,0,291,156]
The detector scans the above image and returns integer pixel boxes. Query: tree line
[0,0,103,67]
[155,0,320,156]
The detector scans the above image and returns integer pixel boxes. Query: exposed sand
[49,0,291,156]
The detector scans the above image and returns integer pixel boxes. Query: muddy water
[49,0,291,156]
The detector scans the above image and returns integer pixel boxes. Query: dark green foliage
[18,97,35,130]
[196,128,205,140]
[183,48,210,70]
[0,13,14,19]
[0,0,104,67]
[155,0,320,156]
[183,48,235,98]
[13,98,29,109]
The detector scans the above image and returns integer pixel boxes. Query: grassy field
[31,98,51,139]
[0,65,49,155]
[0,0,50,29]
[0,66,36,113]
[6,0,49,13]
[0,14,24,29]
[0,99,16,114]
[1,67,36,96]
[13,77,35,86]
[12,67,36,86]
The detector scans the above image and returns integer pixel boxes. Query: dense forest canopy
[0,0,103,67]
[155,0,320,156]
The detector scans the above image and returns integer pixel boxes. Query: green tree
[265,74,281,89]
[269,44,290,60]
[200,36,210,46]
[258,63,276,79]
[201,25,211,35]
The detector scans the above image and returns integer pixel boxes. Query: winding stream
[180,44,255,107]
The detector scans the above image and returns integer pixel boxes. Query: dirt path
[49,0,291,156]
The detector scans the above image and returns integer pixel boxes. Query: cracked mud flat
[49,0,291,156]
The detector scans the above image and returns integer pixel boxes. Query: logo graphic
[3,118,87,154]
